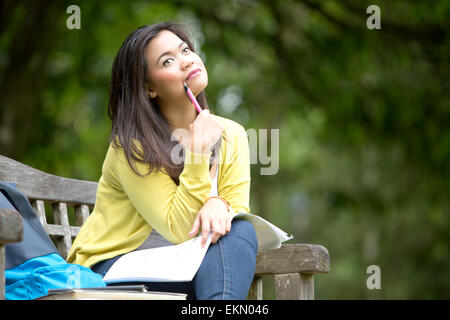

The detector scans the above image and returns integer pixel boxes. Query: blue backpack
[0,181,105,300]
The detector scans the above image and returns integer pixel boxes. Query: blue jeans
[92,219,258,300]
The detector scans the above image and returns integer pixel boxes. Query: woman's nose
[181,56,195,70]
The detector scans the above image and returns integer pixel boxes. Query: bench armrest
[255,243,330,275]
[249,244,330,300]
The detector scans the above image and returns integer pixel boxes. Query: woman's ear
[148,89,157,99]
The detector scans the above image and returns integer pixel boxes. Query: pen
[183,82,203,114]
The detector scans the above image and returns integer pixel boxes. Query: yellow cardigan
[67,115,250,268]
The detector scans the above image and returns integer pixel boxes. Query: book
[103,213,293,284]
[233,213,294,251]
[37,289,186,300]
[47,284,149,294]
[103,232,212,283]
[37,284,187,300]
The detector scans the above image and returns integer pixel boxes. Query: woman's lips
[186,68,201,81]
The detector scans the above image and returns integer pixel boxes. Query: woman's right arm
[112,146,213,244]
[112,110,223,244]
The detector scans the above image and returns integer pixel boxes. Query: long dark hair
[108,22,220,185]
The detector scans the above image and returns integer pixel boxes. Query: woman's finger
[211,231,220,245]
[210,217,222,244]
[213,216,224,235]
[201,218,211,247]
[226,216,232,233]
[219,215,227,235]
[189,213,201,237]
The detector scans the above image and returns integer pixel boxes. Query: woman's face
[145,30,208,103]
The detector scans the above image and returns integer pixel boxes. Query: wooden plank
[247,276,263,300]
[274,273,314,300]
[31,200,47,231]
[75,204,90,226]
[255,244,330,275]
[0,155,97,206]
[46,224,81,237]
[298,273,314,300]
[275,273,301,300]
[52,203,72,259]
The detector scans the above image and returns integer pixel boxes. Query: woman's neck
[159,99,198,131]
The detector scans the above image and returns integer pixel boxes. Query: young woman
[67,22,258,300]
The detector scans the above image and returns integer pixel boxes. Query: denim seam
[218,238,227,300]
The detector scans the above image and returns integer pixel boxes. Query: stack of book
[37,285,186,300]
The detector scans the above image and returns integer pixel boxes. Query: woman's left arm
[218,124,251,214]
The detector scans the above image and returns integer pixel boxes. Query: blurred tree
[0,0,448,299]
[0,0,64,158]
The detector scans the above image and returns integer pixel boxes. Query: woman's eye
[162,47,190,66]
[163,58,174,66]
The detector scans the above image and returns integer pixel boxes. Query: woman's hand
[178,110,224,154]
[189,197,233,247]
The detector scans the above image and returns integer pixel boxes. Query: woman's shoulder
[213,114,248,139]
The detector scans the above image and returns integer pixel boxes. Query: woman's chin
[188,75,208,95]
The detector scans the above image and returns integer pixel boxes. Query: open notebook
[103,213,293,284]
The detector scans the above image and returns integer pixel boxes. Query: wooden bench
[0,154,330,300]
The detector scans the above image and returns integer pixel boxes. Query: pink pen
[183,82,203,114]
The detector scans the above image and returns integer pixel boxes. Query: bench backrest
[0,155,97,258]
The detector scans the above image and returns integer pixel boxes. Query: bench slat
[46,224,81,238]
[52,202,72,259]
[255,244,330,275]
[75,204,90,226]
[31,200,47,230]
[0,155,97,206]
[274,273,315,300]
[247,276,263,300]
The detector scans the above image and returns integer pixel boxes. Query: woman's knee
[194,218,257,299]
[228,218,258,253]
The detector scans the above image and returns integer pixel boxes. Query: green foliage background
[1,0,448,299]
